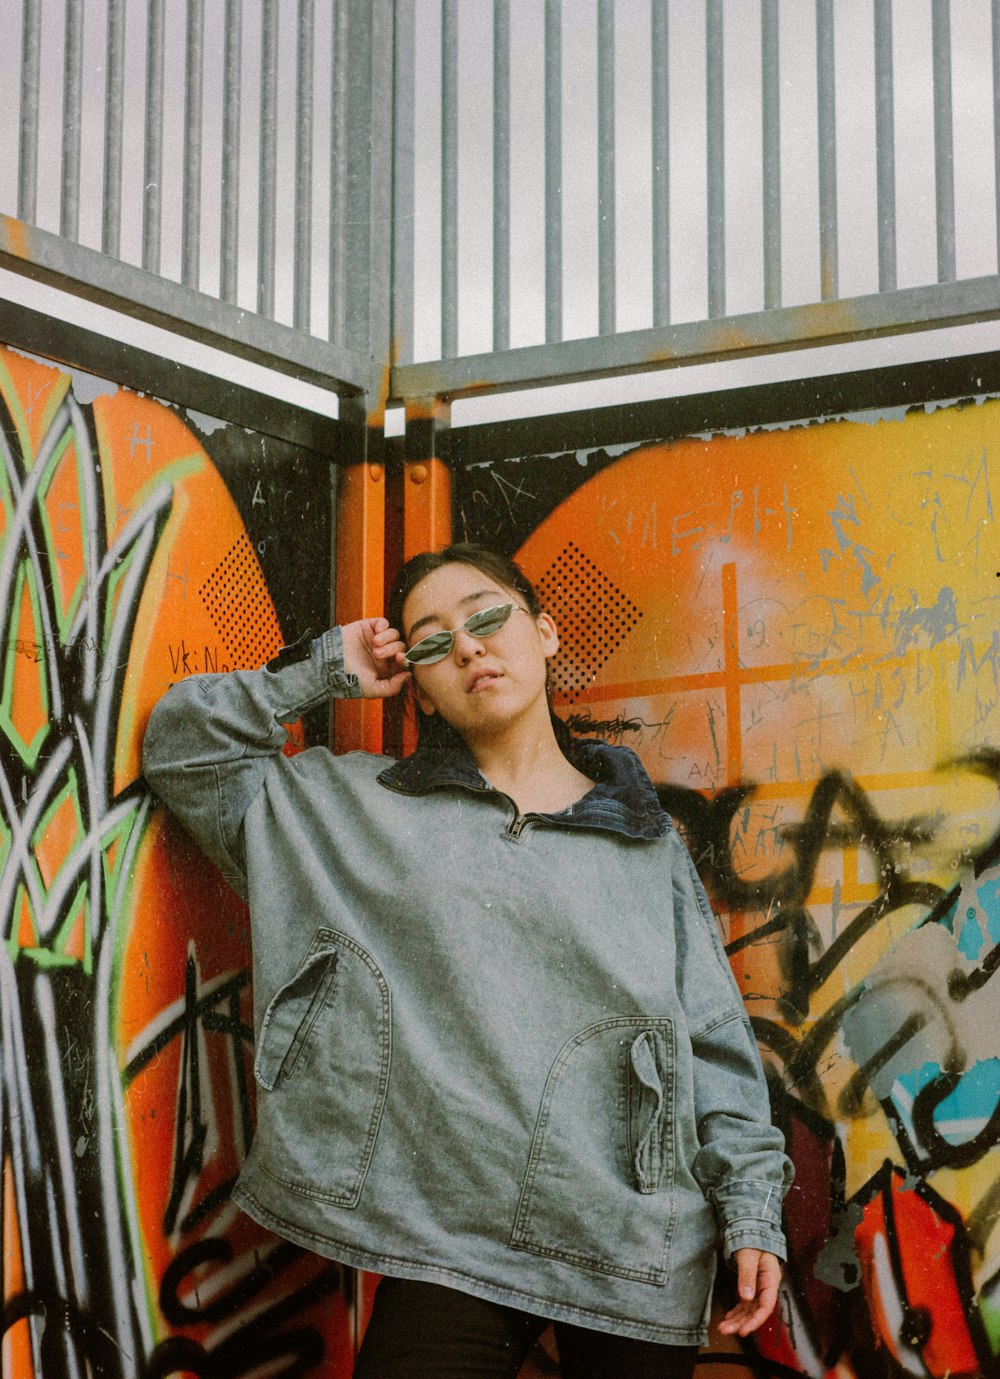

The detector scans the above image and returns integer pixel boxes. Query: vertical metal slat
[706,0,725,319]
[651,0,669,327]
[330,0,349,345]
[61,0,84,241]
[816,0,838,300]
[932,0,956,282]
[220,0,242,304]
[103,0,125,256]
[18,0,42,224]
[295,0,315,331]
[143,0,166,274]
[545,0,563,344]
[597,0,615,335]
[874,0,897,292]
[258,0,279,317]
[441,0,459,358]
[994,0,1000,272]
[761,0,781,310]
[393,0,416,364]
[493,0,511,351]
[182,0,205,288]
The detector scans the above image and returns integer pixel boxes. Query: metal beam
[391,274,1000,401]
[0,215,371,393]
[0,299,343,455]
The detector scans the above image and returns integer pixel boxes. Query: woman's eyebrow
[406,589,503,640]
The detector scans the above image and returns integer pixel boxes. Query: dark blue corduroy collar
[377,737,669,841]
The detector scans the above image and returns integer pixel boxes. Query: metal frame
[5,0,1000,417]
[390,274,1000,401]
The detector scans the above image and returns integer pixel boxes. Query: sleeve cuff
[313,626,363,698]
[722,1223,788,1263]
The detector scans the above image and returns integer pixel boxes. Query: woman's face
[400,561,559,741]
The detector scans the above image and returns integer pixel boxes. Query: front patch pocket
[510,1018,676,1284]
[253,928,391,1207]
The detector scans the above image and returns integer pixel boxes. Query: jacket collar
[377,737,669,841]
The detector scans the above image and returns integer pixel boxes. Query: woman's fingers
[717,1250,781,1337]
[340,620,410,695]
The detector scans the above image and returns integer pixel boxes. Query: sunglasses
[403,602,527,666]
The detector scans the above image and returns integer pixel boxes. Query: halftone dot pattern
[537,542,642,700]
[199,534,284,669]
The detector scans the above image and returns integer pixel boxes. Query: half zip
[506,810,544,840]
[380,774,544,841]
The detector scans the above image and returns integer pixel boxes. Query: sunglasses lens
[405,604,517,665]
[405,632,453,665]
[466,604,514,636]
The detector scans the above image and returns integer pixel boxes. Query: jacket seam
[689,1007,744,1042]
[234,1185,708,1342]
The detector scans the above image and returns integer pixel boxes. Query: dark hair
[388,543,541,635]
[388,543,565,751]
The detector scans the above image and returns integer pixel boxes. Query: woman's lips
[467,670,502,693]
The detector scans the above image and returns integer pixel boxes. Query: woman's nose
[452,629,485,663]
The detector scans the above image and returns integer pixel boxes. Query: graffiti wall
[457,397,1000,1377]
[0,343,357,1378]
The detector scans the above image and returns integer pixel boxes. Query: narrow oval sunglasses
[403,602,525,666]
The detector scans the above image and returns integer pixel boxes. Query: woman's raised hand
[340,618,411,699]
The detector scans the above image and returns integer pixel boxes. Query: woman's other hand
[717,1248,782,1337]
[341,619,410,698]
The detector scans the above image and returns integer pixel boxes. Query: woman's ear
[410,674,437,717]
[536,612,559,660]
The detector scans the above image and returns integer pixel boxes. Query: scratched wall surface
[0,343,356,1378]
[458,399,1000,1377]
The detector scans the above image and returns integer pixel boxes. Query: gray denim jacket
[141,628,792,1345]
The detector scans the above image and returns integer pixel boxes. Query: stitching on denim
[232,1186,709,1342]
[256,927,392,1207]
[212,763,247,880]
[510,1016,677,1285]
[689,1007,744,1042]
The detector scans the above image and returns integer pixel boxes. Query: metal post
[932,0,956,282]
[143,0,166,275]
[258,0,279,317]
[220,0,242,304]
[597,0,616,336]
[761,0,781,310]
[330,0,349,346]
[18,0,42,225]
[441,0,459,358]
[182,0,205,289]
[706,0,725,319]
[403,398,453,755]
[61,0,84,242]
[393,0,416,363]
[335,410,387,758]
[103,0,125,257]
[874,0,896,292]
[816,0,838,300]
[344,0,395,392]
[493,0,511,351]
[295,0,315,331]
[545,0,563,343]
[994,1,1000,272]
[651,0,669,327]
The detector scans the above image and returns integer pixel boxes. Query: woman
[142,543,792,1378]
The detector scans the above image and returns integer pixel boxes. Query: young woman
[142,543,792,1379]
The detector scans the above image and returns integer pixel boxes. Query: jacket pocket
[510,1018,676,1285]
[253,928,391,1208]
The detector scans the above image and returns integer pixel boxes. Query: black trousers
[352,1277,700,1379]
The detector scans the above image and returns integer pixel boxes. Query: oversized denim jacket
[141,627,793,1345]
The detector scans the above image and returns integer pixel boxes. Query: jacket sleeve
[668,829,794,1262]
[141,627,362,895]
